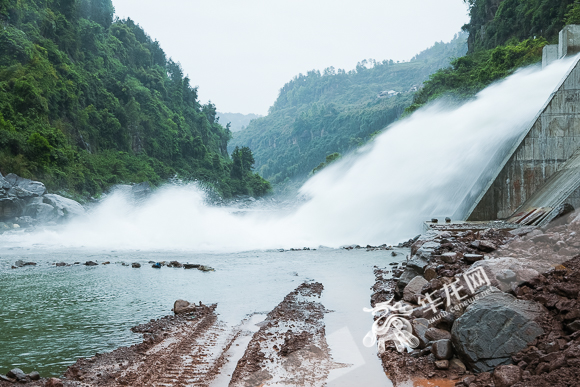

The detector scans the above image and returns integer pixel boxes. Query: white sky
[112,0,470,115]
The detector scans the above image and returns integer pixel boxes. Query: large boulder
[0,197,24,219]
[23,197,56,222]
[42,194,84,219]
[0,173,11,190]
[451,291,545,372]
[4,173,46,196]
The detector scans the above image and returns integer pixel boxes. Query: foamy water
[1,57,576,252]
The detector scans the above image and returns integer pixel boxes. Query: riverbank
[371,214,580,386]
[0,282,338,386]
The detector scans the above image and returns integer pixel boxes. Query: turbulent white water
[3,57,577,251]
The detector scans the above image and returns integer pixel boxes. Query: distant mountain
[217,112,262,132]
[230,33,468,189]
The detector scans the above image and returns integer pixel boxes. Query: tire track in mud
[229,281,341,387]
[63,304,236,387]
[55,282,340,387]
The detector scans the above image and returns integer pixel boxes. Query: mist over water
[2,58,576,252]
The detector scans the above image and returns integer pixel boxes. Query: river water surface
[0,244,403,385]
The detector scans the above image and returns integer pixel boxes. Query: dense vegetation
[409,0,580,113]
[0,0,270,198]
[230,34,468,188]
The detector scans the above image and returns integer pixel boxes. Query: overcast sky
[112,0,470,115]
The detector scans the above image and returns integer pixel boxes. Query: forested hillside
[408,0,580,113]
[229,34,467,188]
[0,0,270,198]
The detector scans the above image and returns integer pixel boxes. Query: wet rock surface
[0,172,84,227]
[369,215,580,386]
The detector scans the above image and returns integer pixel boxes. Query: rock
[55,262,67,267]
[46,377,64,387]
[435,359,449,369]
[23,197,56,222]
[412,318,430,349]
[432,339,453,360]
[5,174,46,196]
[173,299,197,314]
[15,216,36,227]
[85,261,98,266]
[425,327,451,341]
[493,365,521,387]
[43,194,85,219]
[198,265,215,272]
[0,197,25,219]
[416,241,441,259]
[509,226,536,237]
[184,263,200,269]
[403,276,428,303]
[567,319,580,332]
[470,240,497,253]
[152,262,161,269]
[7,368,26,381]
[496,269,517,282]
[131,262,141,268]
[445,217,452,223]
[28,371,40,380]
[423,266,437,281]
[449,358,467,374]
[0,173,11,190]
[0,375,15,383]
[463,254,484,263]
[395,267,420,297]
[407,255,430,274]
[451,292,545,372]
[441,252,457,263]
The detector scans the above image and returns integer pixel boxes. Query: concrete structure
[559,25,580,59]
[466,25,580,225]
[542,45,558,69]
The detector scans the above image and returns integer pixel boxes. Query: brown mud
[229,281,341,387]
[371,211,580,387]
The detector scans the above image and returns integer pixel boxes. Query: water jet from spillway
[1,57,577,252]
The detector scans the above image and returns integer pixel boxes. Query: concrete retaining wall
[468,56,580,220]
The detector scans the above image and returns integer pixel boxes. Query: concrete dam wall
[466,25,580,225]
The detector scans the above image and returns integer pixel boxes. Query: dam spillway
[466,25,580,226]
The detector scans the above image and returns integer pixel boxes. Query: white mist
[2,57,576,252]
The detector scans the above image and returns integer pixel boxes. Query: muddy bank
[371,213,580,387]
[0,281,343,387]
[230,281,339,387]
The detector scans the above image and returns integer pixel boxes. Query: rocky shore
[371,213,580,387]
